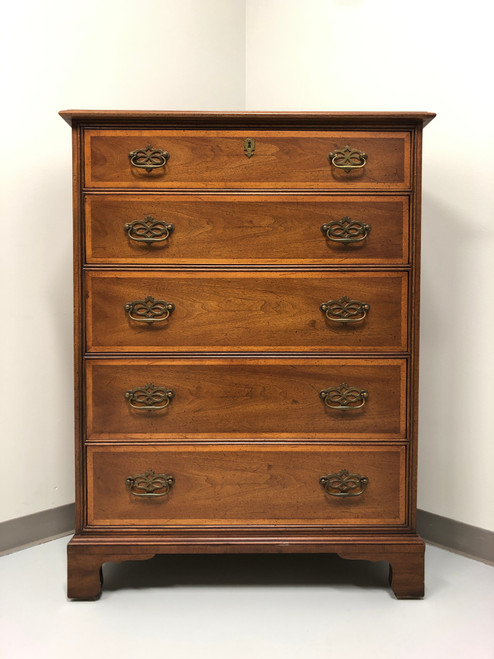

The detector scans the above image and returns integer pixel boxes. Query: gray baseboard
[416,509,494,563]
[0,504,75,555]
[1,505,493,563]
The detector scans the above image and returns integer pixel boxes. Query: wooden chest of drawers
[61,110,434,599]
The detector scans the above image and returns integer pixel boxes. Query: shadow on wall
[43,168,75,467]
[419,190,492,521]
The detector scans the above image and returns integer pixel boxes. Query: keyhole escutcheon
[244,138,255,158]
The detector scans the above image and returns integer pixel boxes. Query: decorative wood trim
[72,124,85,534]
[59,110,436,129]
[408,126,422,530]
[67,532,425,599]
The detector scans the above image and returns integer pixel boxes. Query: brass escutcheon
[244,137,255,158]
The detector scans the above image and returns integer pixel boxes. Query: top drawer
[84,130,412,190]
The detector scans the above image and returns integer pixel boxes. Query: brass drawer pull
[319,383,368,410]
[124,295,175,323]
[320,296,369,323]
[129,144,170,173]
[125,382,174,410]
[328,145,367,173]
[125,469,175,497]
[321,217,371,244]
[124,216,174,245]
[319,469,369,497]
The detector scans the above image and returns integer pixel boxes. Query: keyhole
[244,138,255,158]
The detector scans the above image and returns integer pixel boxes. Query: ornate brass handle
[321,217,371,245]
[125,382,174,410]
[328,145,367,173]
[129,144,170,173]
[319,383,368,410]
[320,296,369,323]
[125,469,175,497]
[319,469,369,497]
[124,216,174,245]
[124,296,175,323]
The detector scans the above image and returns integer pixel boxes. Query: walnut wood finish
[85,194,409,265]
[62,110,434,600]
[67,534,424,600]
[61,110,436,128]
[84,130,411,189]
[86,271,408,352]
[86,445,406,527]
[67,546,155,600]
[86,358,407,440]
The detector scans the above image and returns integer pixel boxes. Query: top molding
[59,110,436,129]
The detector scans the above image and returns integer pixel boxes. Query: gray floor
[1,538,493,658]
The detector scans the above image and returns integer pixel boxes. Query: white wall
[3,0,493,532]
[0,0,246,523]
[246,0,494,531]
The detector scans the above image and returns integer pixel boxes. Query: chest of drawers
[61,110,434,599]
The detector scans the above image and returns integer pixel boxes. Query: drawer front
[85,194,409,265]
[86,445,407,527]
[86,358,407,440]
[86,271,408,353]
[84,130,411,189]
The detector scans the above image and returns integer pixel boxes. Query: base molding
[67,532,424,600]
[0,503,75,556]
[417,509,494,563]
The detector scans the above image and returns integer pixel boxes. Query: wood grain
[72,125,85,534]
[84,130,411,189]
[85,271,408,353]
[86,444,407,527]
[67,533,425,600]
[63,110,434,600]
[85,194,409,265]
[85,358,407,440]
[60,110,436,128]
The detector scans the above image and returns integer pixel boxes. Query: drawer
[86,358,407,440]
[86,271,408,353]
[85,194,409,265]
[86,444,407,527]
[84,130,411,189]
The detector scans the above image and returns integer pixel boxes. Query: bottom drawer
[87,445,407,527]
